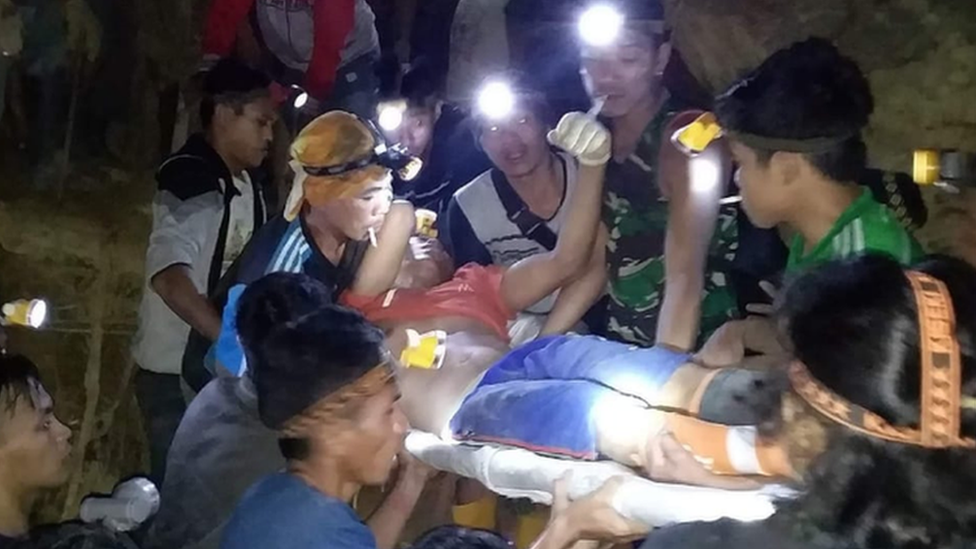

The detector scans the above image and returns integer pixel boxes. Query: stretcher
[406,431,796,528]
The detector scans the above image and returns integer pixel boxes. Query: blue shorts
[449,335,690,459]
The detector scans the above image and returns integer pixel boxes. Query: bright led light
[291,86,309,109]
[477,81,515,120]
[578,4,624,47]
[2,299,48,329]
[27,300,47,329]
[378,105,404,132]
[690,155,721,195]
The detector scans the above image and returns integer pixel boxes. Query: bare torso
[382,317,510,434]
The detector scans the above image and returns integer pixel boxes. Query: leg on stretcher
[442,334,790,489]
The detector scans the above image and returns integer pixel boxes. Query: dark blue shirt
[221,473,376,549]
[393,104,491,216]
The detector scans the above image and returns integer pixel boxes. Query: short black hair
[620,0,669,45]
[400,57,442,109]
[715,37,874,183]
[774,254,976,548]
[410,526,512,549]
[235,273,386,458]
[1,354,41,416]
[200,58,272,128]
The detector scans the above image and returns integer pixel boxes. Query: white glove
[547,112,612,166]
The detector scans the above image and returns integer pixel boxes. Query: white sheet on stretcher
[406,431,796,528]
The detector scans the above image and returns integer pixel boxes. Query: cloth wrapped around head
[285,111,423,221]
[285,111,391,221]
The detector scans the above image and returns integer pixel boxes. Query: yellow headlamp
[671,112,724,157]
[399,329,447,370]
[912,149,976,192]
[415,209,438,239]
[913,150,940,186]
[2,299,48,329]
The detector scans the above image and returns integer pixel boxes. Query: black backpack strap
[205,178,240,296]
[490,168,558,251]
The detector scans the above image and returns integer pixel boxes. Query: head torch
[672,112,724,157]
[578,4,625,47]
[301,129,424,182]
[377,99,407,132]
[913,149,976,192]
[2,299,48,329]
[476,80,517,121]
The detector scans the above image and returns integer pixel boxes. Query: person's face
[216,96,277,169]
[319,174,394,241]
[729,141,793,229]
[342,383,409,486]
[398,107,437,158]
[478,108,550,178]
[580,29,668,118]
[0,383,72,490]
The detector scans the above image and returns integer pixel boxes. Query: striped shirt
[787,188,923,273]
[265,219,314,275]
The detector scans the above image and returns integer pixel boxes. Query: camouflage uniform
[603,100,739,347]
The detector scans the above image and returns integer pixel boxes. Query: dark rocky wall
[663,0,976,263]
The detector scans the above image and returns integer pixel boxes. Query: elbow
[149,270,170,297]
[552,250,590,280]
[150,265,187,301]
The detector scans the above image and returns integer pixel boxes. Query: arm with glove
[500,112,611,314]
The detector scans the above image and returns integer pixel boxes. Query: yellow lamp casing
[399,329,447,370]
[913,149,941,186]
[415,209,438,238]
[672,112,723,156]
[2,299,48,328]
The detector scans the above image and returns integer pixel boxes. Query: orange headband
[280,362,396,439]
[789,271,975,449]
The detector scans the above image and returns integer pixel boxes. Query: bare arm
[501,163,605,313]
[365,459,429,549]
[350,201,415,296]
[531,477,648,549]
[151,265,222,341]
[540,226,608,336]
[655,115,730,351]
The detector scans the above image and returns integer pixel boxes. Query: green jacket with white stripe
[787,188,924,273]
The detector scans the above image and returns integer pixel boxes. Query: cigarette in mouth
[368,227,378,248]
[719,195,743,205]
[588,96,607,117]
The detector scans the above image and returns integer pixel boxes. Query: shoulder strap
[206,179,241,296]
[490,168,558,251]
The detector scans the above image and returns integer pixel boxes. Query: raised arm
[500,113,611,313]
[539,226,608,336]
[654,112,730,351]
[350,200,415,296]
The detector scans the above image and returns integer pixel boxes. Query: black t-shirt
[0,533,20,549]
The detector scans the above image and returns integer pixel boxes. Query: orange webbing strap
[665,414,792,477]
[789,271,975,449]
